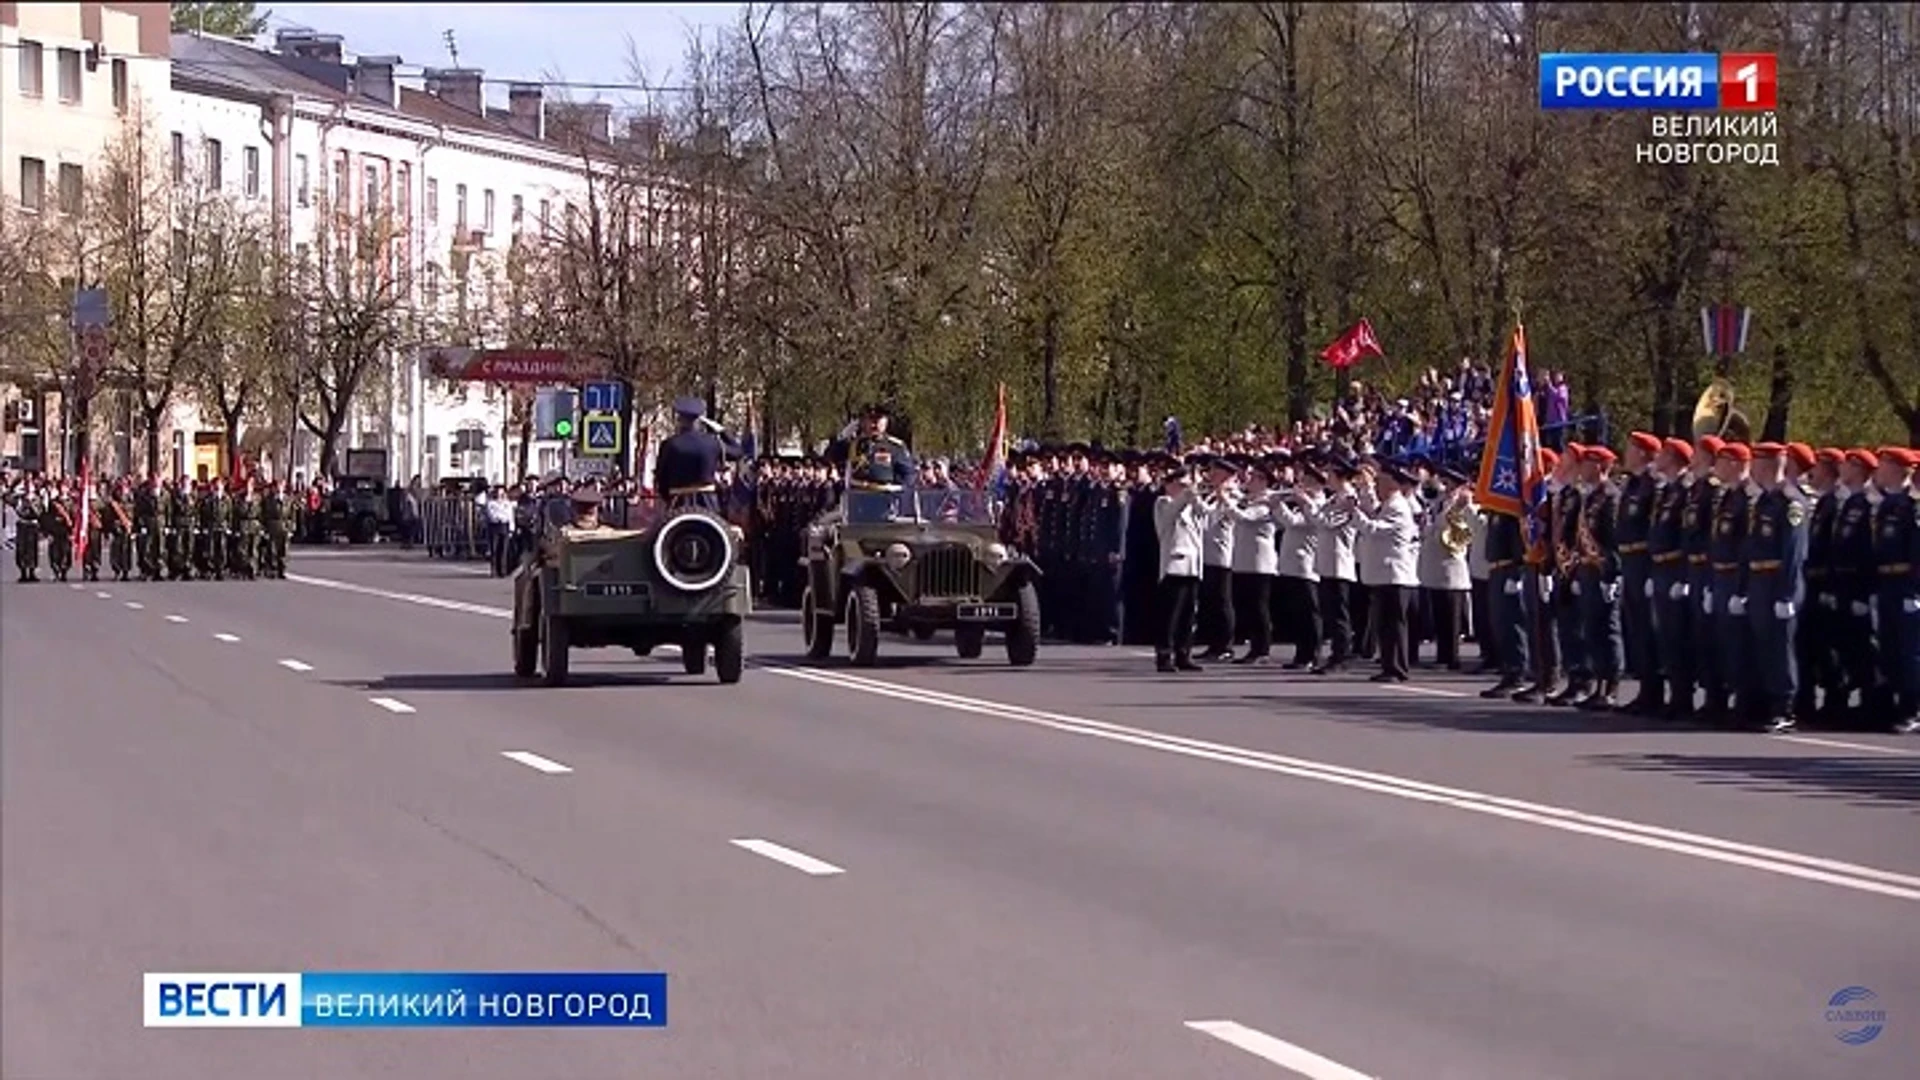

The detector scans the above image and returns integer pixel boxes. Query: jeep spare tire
[653,511,735,592]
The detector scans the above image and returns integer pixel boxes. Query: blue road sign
[581,381,626,415]
[582,413,621,454]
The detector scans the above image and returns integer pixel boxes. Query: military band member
[1740,443,1806,733]
[1272,467,1325,669]
[1571,446,1623,709]
[1615,433,1661,712]
[1195,455,1239,662]
[1310,458,1361,675]
[1226,460,1280,663]
[1546,446,1590,706]
[1351,463,1421,683]
[1152,466,1205,673]
[1418,468,1474,671]
[1705,441,1754,726]
[1646,438,1694,720]
[1685,434,1727,717]
[1869,448,1919,734]
[1512,447,1562,705]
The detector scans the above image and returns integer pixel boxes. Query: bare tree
[287,204,411,477]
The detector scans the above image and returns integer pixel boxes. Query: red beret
[1815,447,1845,464]
[1539,448,1560,470]
[1583,446,1618,465]
[1844,449,1880,471]
[1699,434,1727,455]
[1717,442,1753,463]
[1564,443,1586,457]
[1883,448,1920,469]
[1784,443,1817,470]
[1628,431,1661,455]
[1661,438,1695,462]
[1753,442,1786,458]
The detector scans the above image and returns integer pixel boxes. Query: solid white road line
[1185,1021,1376,1079]
[500,750,573,774]
[280,572,1920,901]
[368,696,416,714]
[1775,734,1920,758]
[1383,684,1468,698]
[729,839,846,877]
[124,601,144,610]
[94,590,111,598]
[164,614,189,623]
[213,633,241,643]
[277,658,314,672]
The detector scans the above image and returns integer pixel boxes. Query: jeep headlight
[884,542,913,570]
[984,542,1009,568]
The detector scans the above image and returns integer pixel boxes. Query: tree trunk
[1040,303,1061,438]
[222,407,245,481]
[1651,313,1678,437]
[139,402,168,477]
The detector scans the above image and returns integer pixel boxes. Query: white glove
[1701,588,1714,614]
[1728,595,1748,617]
[837,419,861,440]
[1669,582,1689,601]
[1774,600,1796,619]
[1905,597,1920,615]
[698,416,724,433]
[1539,577,1554,602]
[1644,579,1655,599]
[1851,600,1871,617]
[1503,578,1522,596]
[1571,580,1583,597]
[1603,582,1621,604]
[1818,592,1837,610]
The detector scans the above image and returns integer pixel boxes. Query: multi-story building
[0,1,171,471]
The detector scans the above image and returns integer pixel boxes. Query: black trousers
[1318,577,1352,662]
[1231,572,1275,657]
[1280,575,1322,664]
[1155,574,1199,659]
[1427,587,1466,668]
[1470,577,1498,670]
[1350,581,1376,658]
[1371,583,1412,678]
[1198,565,1235,654]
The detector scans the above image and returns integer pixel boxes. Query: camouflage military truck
[799,487,1041,667]
[511,499,750,686]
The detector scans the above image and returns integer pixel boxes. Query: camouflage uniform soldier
[168,481,196,580]
[197,481,230,579]
[260,481,291,578]
[232,480,262,579]
[134,475,164,580]
[107,481,135,581]
[44,489,75,581]
[11,484,43,582]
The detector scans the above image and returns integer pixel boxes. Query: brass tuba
[1691,378,1752,442]
[1441,494,1475,556]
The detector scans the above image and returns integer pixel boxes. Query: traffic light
[532,388,578,441]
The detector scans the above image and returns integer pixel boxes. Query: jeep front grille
[914,545,979,599]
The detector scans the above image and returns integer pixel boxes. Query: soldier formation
[4,473,299,584]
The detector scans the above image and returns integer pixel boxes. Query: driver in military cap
[567,485,609,530]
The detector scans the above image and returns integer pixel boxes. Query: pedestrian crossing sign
[581,412,621,455]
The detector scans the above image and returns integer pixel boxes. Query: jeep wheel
[541,614,571,687]
[1005,583,1040,667]
[801,587,835,660]
[714,618,745,684]
[846,585,881,667]
[954,626,985,659]
[682,641,709,676]
[512,626,538,678]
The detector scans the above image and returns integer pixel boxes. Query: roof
[395,86,526,143]
[170,32,345,103]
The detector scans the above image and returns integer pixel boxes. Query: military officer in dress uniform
[1705,441,1754,727]
[1571,445,1623,710]
[1512,447,1563,704]
[1615,433,1661,712]
[1545,446,1590,706]
[1646,438,1694,720]
[654,396,742,511]
[1740,443,1807,734]
[828,403,916,491]
[1869,448,1919,734]
[1685,434,1727,717]
[1479,487,1533,700]
[1790,445,1837,722]
[1831,448,1881,722]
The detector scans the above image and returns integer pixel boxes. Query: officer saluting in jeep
[826,403,916,491]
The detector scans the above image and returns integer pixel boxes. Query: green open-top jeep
[799,487,1041,667]
[512,501,750,686]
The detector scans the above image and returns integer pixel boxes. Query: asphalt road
[4,548,1917,1079]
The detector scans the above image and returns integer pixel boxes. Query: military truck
[327,447,394,543]
[799,487,1041,667]
[511,500,750,686]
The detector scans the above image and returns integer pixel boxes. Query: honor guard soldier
[43,486,74,581]
[134,474,164,581]
[167,480,196,580]
[1869,448,1919,733]
[1479,479,1533,700]
[1646,438,1695,719]
[106,479,135,581]
[1684,434,1727,717]
[1512,448,1562,704]
[1740,443,1807,733]
[1545,447,1589,706]
[1790,445,1838,721]
[1615,433,1661,712]
[1705,441,1754,727]
[1572,445,1624,709]
[654,396,741,512]
[1831,449,1882,721]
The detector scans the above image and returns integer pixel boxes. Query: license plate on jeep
[583,582,647,597]
[957,603,1015,621]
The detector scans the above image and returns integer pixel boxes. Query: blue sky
[260,3,743,107]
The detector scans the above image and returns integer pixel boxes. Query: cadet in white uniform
[1152,466,1206,673]
[1417,467,1476,670]
[1227,458,1281,664]
[1311,458,1361,674]
[1272,462,1325,669]
[1195,456,1239,661]
[1350,463,1422,682]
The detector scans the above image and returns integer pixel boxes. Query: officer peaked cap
[673,396,706,418]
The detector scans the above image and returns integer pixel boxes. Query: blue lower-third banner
[143,972,668,1028]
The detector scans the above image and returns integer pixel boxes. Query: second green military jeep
[799,487,1041,667]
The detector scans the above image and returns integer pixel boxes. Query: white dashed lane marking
[729,839,846,877]
[368,696,416,714]
[278,659,314,672]
[124,601,144,610]
[94,590,111,599]
[164,614,189,624]
[1185,1020,1376,1078]
[500,751,573,774]
[213,633,241,643]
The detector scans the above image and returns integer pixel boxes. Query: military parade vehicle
[327,448,395,544]
[511,498,750,687]
[799,486,1041,667]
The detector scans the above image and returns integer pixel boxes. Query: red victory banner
[1320,318,1385,369]
[422,347,588,383]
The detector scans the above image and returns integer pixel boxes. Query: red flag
[977,383,1008,492]
[1320,318,1385,369]
[75,457,92,569]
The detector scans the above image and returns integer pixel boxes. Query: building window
[511,194,524,231]
[296,154,311,207]
[483,189,496,233]
[57,164,84,215]
[18,41,44,96]
[112,59,129,112]
[363,163,380,215]
[396,162,411,219]
[539,199,551,236]
[425,177,438,223]
[424,263,441,306]
[56,48,82,104]
[454,183,468,231]
[18,158,46,213]
[171,133,185,183]
[333,151,349,207]
[243,146,261,198]
[205,138,223,190]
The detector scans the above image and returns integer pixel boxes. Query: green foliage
[170,2,269,38]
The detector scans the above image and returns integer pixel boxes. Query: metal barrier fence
[418,493,755,563]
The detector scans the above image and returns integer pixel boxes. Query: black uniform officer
[1646,439,1694,720]
[1615,433,1661,712]
[1706,441,1753,727]
[1794,447,1841,722]
[1545,448,1589,706]
[654,396,740,511]
[1684,436,1726,716]
[1868,448,1919,733]
[1572,446,1623,710]
[1740,443,1807,733]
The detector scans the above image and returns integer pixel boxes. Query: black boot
[1512,677,1560,705]
[1546,680,1589,707]
[1577,680,1620,711]
[1154,652,1176,674]
[1175,653,1204,672]
[1480,676,1520,699]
